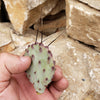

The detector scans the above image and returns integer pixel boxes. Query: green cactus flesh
[25,43,55,94]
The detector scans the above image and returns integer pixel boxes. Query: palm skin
[0,53,68,100]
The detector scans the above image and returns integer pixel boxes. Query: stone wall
[0,0,100,100]
[66,0,100,52]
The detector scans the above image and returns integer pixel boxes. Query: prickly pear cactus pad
[25,43,55,94]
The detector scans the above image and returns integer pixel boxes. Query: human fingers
[52,65,63,81]
[49,78,68,99]
[49,65,68,99]
[52,77,68,91]
[0,53,31,82]
[52,65,68,91]
[49,85,62,100]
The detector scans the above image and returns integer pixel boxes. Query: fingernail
[20,56,29,62]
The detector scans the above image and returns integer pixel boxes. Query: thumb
[0,53,31,82]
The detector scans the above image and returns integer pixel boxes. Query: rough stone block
[0,22,44,53]
[50,0,65,15]
[0,23,15,53]
[3,0,58,34]
[11,28,45,48]
[66,0,100,51]
[79,0,100,10]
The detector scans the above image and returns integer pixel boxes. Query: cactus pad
[25,43,55,94]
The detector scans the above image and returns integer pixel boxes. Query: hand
[0,53,68,100]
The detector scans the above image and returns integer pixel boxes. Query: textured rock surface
[11,29,38,47]
[11,30,100,100]
[3,0,58,34]
[0,23,44,53]
[0,23,15,53]
[50,0,65,15]
[66,0,100,51]
[79,0,100,10]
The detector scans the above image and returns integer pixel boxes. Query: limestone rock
[11,29,36,48]
[0,23,15,53]
[0,42,15,53]
[84,91,100,100]
[50,0,65,15]
[11,28,46,48]
[66,0,100,51]
[3,0,58,34]
[0,23,13,47]
[79,0,100,10]
[0,22,45,53]
[11,30,100,100]
[88,53,100,94]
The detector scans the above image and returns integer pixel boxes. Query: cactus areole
[25,42,56,94]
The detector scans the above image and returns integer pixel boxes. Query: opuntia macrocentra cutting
[25,42,55,94]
